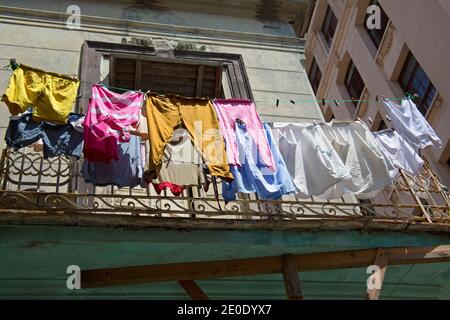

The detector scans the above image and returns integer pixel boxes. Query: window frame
[321,5,338,49]
[78,41,253,113]
[377,119,387,131]
[308,58,322,94]
[108,53,224,98]
[365,0,389,49]
[398,51,437,115]
[344,60,365,107]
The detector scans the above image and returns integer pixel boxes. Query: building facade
[0,0,449,299]
[305,0,450,189]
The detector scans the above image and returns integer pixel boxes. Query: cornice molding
[0,5,304,51]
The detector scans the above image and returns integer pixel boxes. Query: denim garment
[82,135,144,188]
[5,108,84,158]
[222,122,296,202]
[5,108,41,149]
[41,113,84,158]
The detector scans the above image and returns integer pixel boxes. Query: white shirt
[372,129,424,177]
[272,121,395,199]
[319,121,395,199]
[157,129,206,187]
[383,98,442,150]
[271,122,351,198]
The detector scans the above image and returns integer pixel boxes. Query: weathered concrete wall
[0,0,323,149]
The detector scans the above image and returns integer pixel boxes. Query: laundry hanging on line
[83,84,144,163]
[383,97,442,150]
[145,94,233,182]
[147,128,211,195]
[82,134,144,188]
[1,62,438,202]
[222,122,296,202]
[271,121,395,199]
[5,108,84,159]
[1,64,80,124]
[212,99,275,171]
[372,128,424,178]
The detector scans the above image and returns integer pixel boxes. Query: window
[377,119,387,131]
[109,56,222,98]
[321,5,338,49]
[324,107,335,122]
[78,41,254,113]
[326,113,335,122]
[399,51,436,115]
[308,58,322,94]
[365,0,389,49]
[344,60,365,107]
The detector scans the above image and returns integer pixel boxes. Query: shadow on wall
[300,58,306,70]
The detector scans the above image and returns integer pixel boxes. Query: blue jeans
[5,109,84,159]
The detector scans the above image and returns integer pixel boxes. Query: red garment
[152,182,185,196]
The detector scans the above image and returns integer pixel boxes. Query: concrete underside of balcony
[0,211,449,299]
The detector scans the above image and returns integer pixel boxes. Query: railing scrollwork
[0,149,448,223]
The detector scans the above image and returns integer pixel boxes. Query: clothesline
[3,61,414,105]
[3,63,443,204]
[77,80,413,104]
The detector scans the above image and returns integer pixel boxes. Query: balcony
[0,148,448,233]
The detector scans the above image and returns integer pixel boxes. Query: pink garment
[83,84,144,162]
[212,99,275,169]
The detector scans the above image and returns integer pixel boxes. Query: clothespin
[276,99,280,107]
[290,100,296,104]
[333,100,339,107]
[9,58,19,71]
[375,95,379,102]
[321,99,325,106]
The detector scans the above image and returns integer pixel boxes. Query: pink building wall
[305,0,450,188]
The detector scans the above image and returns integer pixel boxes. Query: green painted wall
[0,225,449,299]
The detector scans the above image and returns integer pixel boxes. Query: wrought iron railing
[0,148,448,223]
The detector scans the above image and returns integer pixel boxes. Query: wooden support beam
[81,245,450,289]
[400,169,433,223]
[281,254,303,300]
[178,280,209,300]
[366,248,390,300]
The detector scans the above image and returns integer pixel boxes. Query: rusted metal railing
[0,148,448,222]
